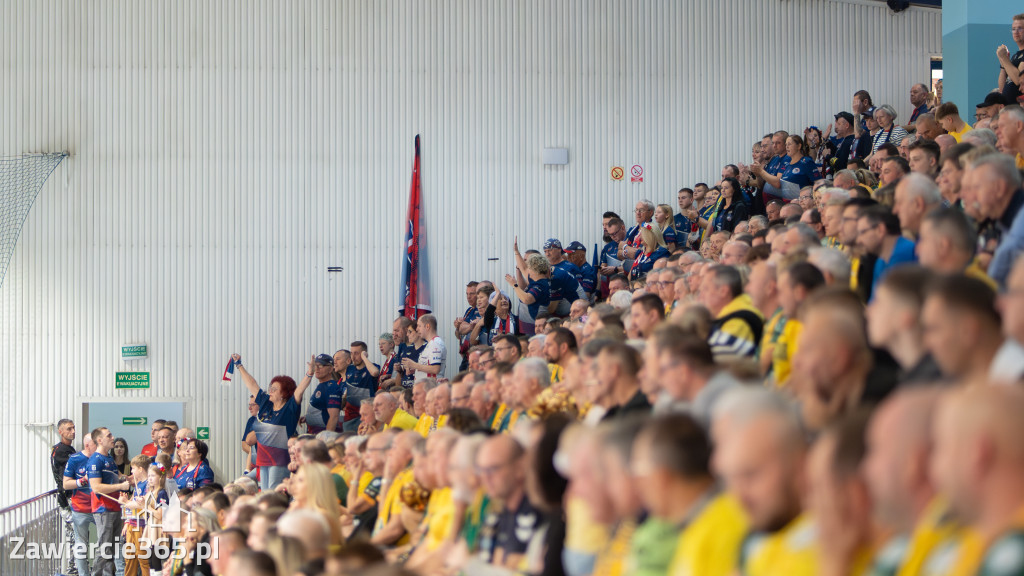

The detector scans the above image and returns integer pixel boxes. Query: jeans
[342,417,361,432]
[93,510,123,576]
[71,510,95,576]
[259,465,290,491]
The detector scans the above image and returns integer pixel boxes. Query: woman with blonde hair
[653,204,678,251]
[289,462,344,550]
[264,534,307,576]
[628,222,670,281]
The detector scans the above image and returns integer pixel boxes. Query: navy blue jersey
[306,379,341,433]
[601,241,620,265]
[243,415,258,465]
[63,451,93,513]
[174,459,214,491]
[399,342,425,388]
[574,262,598,297]
[254,388,301,466]
[523,277,551,322]
[87,452,121,513]
[344,364,378,420]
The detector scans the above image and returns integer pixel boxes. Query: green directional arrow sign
[196,427,210,440]
[123,417,148,426]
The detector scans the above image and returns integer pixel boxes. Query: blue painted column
[943,1,1020,115]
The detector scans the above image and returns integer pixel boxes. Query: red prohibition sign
[611,167,624,180]
[631,165,643,178]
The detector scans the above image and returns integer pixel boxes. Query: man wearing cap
[544,239,587,317]
[302,354,341,434]
[564,241,597,302]
[976,93,1008,125]
[826,112,857,173]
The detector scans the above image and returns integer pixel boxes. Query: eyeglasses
[494,346,515,352]
[476,463,509,477]
[453,395,471,403]
[798,195,813,201]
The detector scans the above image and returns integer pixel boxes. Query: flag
[222,357,235,383]
[400,135,432,320]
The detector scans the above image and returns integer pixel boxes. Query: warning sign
[630,165,644,183]
[611,166,625,181]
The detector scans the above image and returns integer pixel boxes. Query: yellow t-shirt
[414,414,434,437]
[549,363,564,384]
[1017,153,1024,170]
[668,493,748,576]
[420,487,456,552]
[772,320,801,387]
[331,463,351,486]
[965,259,998,292]
[947,123,973,143]
[593,519,637,576]
[491,403,508,431]
[373,468,414,546]
[742,514,818,576]
[357,470,378,505]
[565,496,610,557]
[435,414,448,429]
[386,408,419,431]
[897,498,964,576]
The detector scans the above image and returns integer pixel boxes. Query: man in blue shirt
[564,241,597,302]
[856,205,917,299]
[455,281,481,370]
[763,131,791,180]
[303,354,341,434]
[903,83,931,134]
[62,434,96,576]
[675,188,696,241]
[345,341,379,432]
[88,427,131,576]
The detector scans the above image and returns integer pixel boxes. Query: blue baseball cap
[564,241,586,253]
[314,354,334,366]
[543,238,563,250]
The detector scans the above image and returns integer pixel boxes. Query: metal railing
[0,489,67,576]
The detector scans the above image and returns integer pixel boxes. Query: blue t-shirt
[254,388,301,467]
[629,247,670,280]
[87,452,121,514]
[871,237,918,301]
[63,451,93,513]
[601,241,620,265]
[674,212,694,238]
[781,156,819,189]
[523,277,551,322]
[243,415,259,466]
[661,225,677,246]
[344,364,378,420]
[549,268,583,305]
[574,262,598,297]
[174,459,215,491]
[399,342,425,388]
[765,154,792,177]
[459,306,481,352]
[306,379,342,433]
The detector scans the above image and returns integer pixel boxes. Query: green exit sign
[115,372,150,389]
[197,427,210,440]
[121,344,148,359]
[123,417,148,426]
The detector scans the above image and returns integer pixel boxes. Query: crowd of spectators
[47,14,1024,576]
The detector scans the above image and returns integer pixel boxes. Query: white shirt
[415,336,447,381]
[990,339,1024,383]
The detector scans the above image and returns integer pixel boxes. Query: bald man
[931,385,1024,575]
[863,387,952,576]
[713,388,817,576]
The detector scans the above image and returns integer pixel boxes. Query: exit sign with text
[115,372,150,389]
